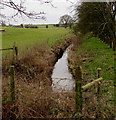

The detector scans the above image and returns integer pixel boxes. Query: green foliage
[73,2,115,50]
[72,24,80,35]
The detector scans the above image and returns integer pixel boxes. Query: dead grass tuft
[2,38,76,119]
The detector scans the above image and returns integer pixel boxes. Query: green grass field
[75,37,114,81]
[77,37,114,80]
[75,37,114,106]
[2,27,72,56]
[36,24,54,28]
[68,36,115,115]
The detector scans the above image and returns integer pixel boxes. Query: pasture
[36,24,54,28]
[2,27,72,56]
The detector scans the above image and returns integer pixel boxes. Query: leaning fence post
[10,65,15,102]
[75,66,83,113]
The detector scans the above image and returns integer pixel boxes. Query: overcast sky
[2,0,114,25]
[2,0,79,25]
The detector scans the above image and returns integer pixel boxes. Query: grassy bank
[69,35,115,118]
[73,37,114,81]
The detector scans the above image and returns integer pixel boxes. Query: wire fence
[1,42,18,62]
[75,66,104,114]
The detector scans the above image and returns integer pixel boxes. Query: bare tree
[0,0,77,26]
[59,14,73,28]
[0,0,56,23]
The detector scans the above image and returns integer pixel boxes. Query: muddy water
[52,45,75,92]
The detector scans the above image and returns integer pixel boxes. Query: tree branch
[0,0,49,21]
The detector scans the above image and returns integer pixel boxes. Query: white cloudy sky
[2,0,114,25]
[2,0,79,25]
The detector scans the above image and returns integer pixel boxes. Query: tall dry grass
[2,38,77,119]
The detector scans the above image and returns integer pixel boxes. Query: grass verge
[69,35,115,118]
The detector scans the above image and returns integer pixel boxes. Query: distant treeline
[5,24,63,28]
[12,24,38,28]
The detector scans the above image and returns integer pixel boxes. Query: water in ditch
[51,45,75,92]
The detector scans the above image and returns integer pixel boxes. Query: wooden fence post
[12,42,15,62]
[10,65,15,102]
[96,68,101,118]
[97,68,101,78]
[75,66,83,113]
[96,68,101,100]
[12,42,18,61]
[15,46,18,59]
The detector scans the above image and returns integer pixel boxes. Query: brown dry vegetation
[2,37,77,119]
[2,34,114,119]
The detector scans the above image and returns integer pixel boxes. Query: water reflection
[52,45,75,92]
